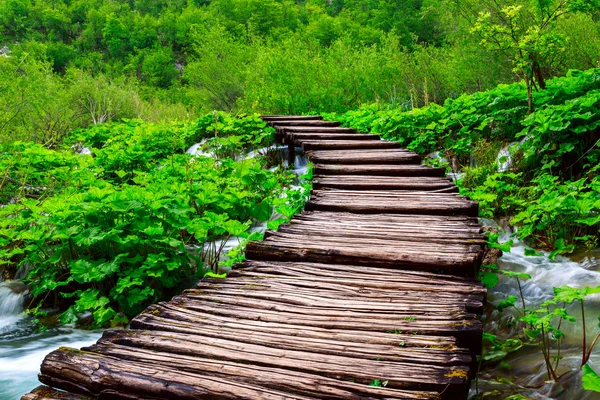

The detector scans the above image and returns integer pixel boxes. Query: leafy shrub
[0,115,297,328]
[331,68,600,253]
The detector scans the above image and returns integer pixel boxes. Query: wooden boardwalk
[24,116,485,400]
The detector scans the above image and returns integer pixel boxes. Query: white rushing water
[0,329,102,400]
[0,281,102,399]
[0,282,26,335]
[474,219,600,399]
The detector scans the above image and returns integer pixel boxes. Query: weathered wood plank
[86,332,469,398]
[295,211,481,228]
[41,347,443,400]
[282,126,356,133]
[313,175,456,190]
[262,115,323,121]
[308,149,421,164]
[314,164,447,176]
[271,120,340,127]
[300,140,402,150]
[287,133,379,141]
[134,304,463,348]
[306,190,479,216]
[246,240,481,277]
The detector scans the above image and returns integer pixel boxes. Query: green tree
[102,13,131,59]
[470,0,600,112]
[140,47,178,88]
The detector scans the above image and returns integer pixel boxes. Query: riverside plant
[0,115,303,329]
[481,264,600,393]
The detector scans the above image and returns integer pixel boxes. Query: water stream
[473,219,600,399]
[4,141,597,398]
[0,282,102,399]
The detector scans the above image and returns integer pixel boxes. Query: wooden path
[24,116,485,400]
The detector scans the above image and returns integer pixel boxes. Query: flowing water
[6,142,598,399]
[0,282,102,399]
[472,219,600,399]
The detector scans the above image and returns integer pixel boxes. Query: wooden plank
[235,260,484,289]
[314,164,447,176]
[154,296,482,352]
[101,326,471,367]
[275,225,485,246]
[286,133,379,141]
[313,175,456,190]
[38,349,320,400]
[295,211,481,228]
[194,280,484,314]
[307,149,421,164]
[271,120,341,127]
[301,140,401,150]
[282,127,356,133]
[87,331,469,397]
[306,190,479,216]
[246,239,482,277]
[134,304,464,349]
[262,115,323,121]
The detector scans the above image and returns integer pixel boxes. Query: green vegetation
[2,0,600,144]
[329,68,600,254]
[1,0,599,397]
[0,114,306,328]
[329,67,600,396]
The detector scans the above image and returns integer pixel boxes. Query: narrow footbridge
[24,116,486,400]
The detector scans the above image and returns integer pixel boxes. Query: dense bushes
[2,0,600,143]
[329,68,600,254]
[0,114,300,328]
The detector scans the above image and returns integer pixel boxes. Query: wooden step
[306,189,479,217]
[314,164,446,176]
[286,133,379,141]
[313,175,457,191]
[308,149,421,164]
[281,126,356,133]
[301,140,402,151]
[262,115,323,121]
[279,214,486,247]
[247,230,482,277]
[271,120,341,127]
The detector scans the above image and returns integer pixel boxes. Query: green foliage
[332,68,600,253]
[481,333,524,363]
[2,0,599,132]
[583,363,600,392]
[0,115,301,328]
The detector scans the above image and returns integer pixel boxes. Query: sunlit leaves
[0,115,299,328]
[583,364,600,392]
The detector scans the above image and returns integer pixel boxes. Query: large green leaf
[583,363,600,392]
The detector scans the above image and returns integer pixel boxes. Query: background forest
[2,0,599,145]
[2,1,600,398]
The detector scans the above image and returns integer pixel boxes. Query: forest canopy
[1,0,599,144]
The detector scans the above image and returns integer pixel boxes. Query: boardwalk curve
[24,116,485,400]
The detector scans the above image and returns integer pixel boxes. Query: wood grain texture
[24,114,484,400]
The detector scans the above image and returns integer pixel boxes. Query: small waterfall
[497,142,519,172]
[474,219,600,399]
[0,282,27,334]
[186,139,214,157]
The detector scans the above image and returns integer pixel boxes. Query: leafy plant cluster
[2,0,600,142]
[478,266,600,394]
[328,68,600,165]
[328,68,600,253]
[0,114,298,328]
